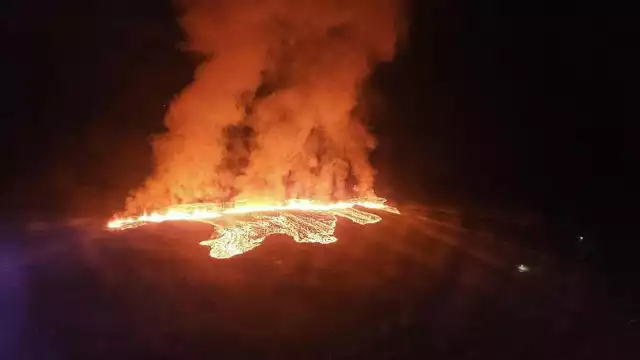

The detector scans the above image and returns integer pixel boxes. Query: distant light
[517,264,529,273]
[578,236,584,242]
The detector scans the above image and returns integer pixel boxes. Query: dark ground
[3,207,638,359]
[1,0,639,358]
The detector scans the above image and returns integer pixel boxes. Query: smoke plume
[126,0,405,213]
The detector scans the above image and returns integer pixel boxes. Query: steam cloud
[126,0,405,213]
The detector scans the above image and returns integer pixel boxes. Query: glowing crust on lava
[107,198,398,258]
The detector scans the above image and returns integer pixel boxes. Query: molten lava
[107,198,399,259]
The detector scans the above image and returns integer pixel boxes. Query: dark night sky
[1,1,637,277]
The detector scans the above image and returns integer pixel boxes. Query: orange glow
[108,1,406,259]
[107,197,399,258]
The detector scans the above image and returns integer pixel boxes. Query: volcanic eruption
[109,0,406,258]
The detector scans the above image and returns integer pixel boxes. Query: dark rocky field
[2,207,637,359]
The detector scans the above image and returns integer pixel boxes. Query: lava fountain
[107,0,406,258]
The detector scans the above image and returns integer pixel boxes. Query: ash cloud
[126,0,405,213]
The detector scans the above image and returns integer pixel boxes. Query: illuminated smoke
[125,0,405,213]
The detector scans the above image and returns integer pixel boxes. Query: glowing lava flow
[107,198,399,259]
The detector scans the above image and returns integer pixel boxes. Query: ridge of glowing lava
[107,197,399,259]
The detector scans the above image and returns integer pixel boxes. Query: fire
[107,1,406,259]
[107,197,399,259]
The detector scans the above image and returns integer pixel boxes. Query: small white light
[578,236,584,241]
[517,264,529,273]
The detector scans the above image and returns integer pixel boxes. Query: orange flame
[107,197,399,258]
